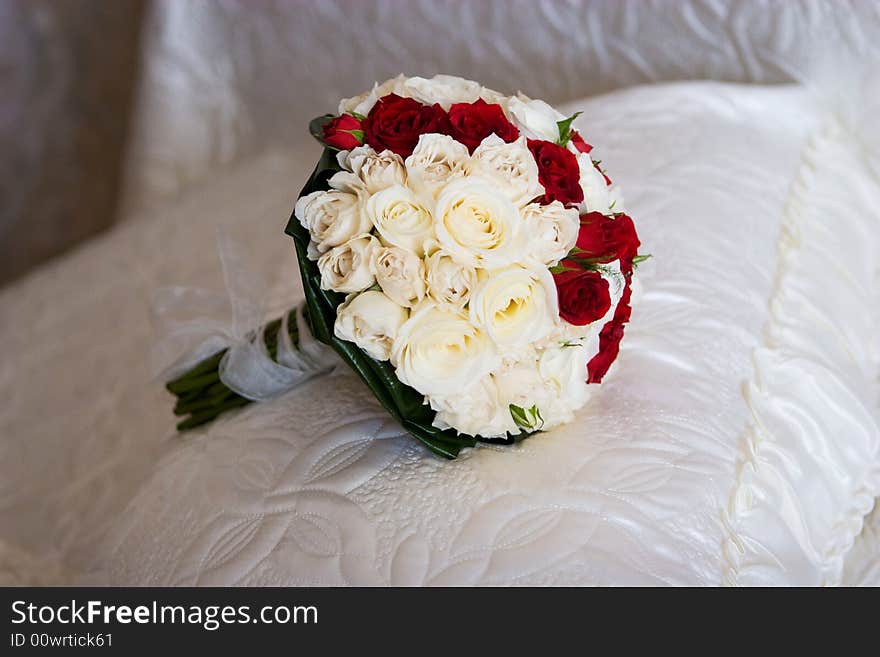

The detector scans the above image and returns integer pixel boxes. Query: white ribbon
[152,229,337,401]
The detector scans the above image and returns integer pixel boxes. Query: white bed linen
[106,82,880,585]
[1,82,878,585]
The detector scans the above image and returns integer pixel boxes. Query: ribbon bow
[152,229,337,402]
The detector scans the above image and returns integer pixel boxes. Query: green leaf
[548,264,578,275]
[561,254,608,271]
[509,404,545,431]
[632,254,652,266]
[556,111,582,147]
[569,247,610,261]
[350,111,366,121]
[308,114,336,145]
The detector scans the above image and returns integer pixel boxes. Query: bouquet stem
[165,308,300,431]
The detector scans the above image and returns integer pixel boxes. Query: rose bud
[322,114,364,150]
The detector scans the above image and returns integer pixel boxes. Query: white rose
[538,344,592,427]
[424,249,477,312]
[469,135,543,207]
[392,302,499,397]
[326,170,364,194]
[493,359,553,416]
[522,200,580,266]
[506,94,564,141]
[468,264,558,349]
[334,290,408,361]
[576,153,614,215]
[317,235,377,293]
[339,146,406,194]
[294,190,371,258]
[538,319,593,350]
[364,184,434,256]
[478,85,508,107]
[338,74,407,116]
[498,342,539,370]
[430,375,517,438]
[433,177,523,268]
[405,133,470,202]
[402,74,482,108]
[372,245,426,308]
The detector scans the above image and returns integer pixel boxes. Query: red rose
[527,139,584,206]
[576,212,640,271]
[363,93,451,157]
[447,99,519,153]
[322,114,364,150]
[552,263,612,326]
[570,130,592,154]
[587,280,632,383]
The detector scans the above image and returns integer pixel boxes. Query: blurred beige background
[2,0,878,285]
[1,0,145,284]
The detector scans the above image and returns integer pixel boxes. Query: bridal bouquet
[165,75,644,458]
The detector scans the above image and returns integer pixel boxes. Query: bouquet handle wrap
[157,231,337,430]
[218,304,336,401]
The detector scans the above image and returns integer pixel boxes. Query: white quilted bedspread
[2,81,879,585]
